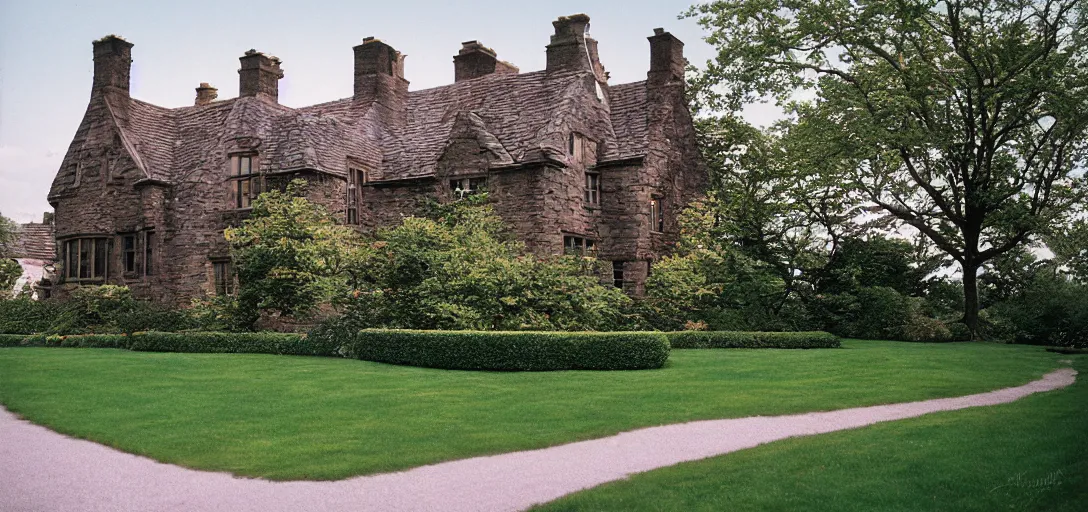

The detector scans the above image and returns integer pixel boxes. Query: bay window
[63,238,109,280]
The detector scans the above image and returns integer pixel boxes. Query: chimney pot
[92,35,134,95]
[238,50,283,102]
[546,13,604,78]
[454,40,517,82]
[648,29,686,84]
[195,82,218,106]
[353,38,409,125]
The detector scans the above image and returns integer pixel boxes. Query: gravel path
[0,368,1075,512]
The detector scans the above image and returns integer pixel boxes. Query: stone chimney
[195,82,218,106]
[454,41,518,82]
[92,35,134,95]
[546,14,604,79]
[238,50,283,102]
[647,28,685,85]
[353,37,409,124]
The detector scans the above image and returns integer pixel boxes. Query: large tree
[688,0,1088,336]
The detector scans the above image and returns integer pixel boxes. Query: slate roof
[101,68,649,184]
[7,223,56,261]
[607,81,650,161]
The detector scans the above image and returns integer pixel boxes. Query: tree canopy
[687,0,1088,336]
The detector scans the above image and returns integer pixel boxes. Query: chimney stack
[353,37,409,124]
[238,50,283,102]
[454,41,518,82]
[647,28,686,85]
[546,13,604,79]
[195,82,218,106]
[92,35,133,95]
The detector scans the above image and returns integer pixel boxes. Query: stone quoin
[47,14,707,304]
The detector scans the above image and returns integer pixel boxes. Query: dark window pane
[93,239,107,278]
[240,179,251,208]
[66,241,77,279]
[612,261,626,288]
[145,232,154,276]
[214,261,233,295]
[470,177,486,192]
[79,240,91,279]
[122,235,136,273]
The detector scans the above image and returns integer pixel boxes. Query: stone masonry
[47,14,707,305]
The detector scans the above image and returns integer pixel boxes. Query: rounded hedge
[667,331,840,349]
[342,329,671,371]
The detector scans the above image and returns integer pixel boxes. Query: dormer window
[568,133,597,167]
[229,154,260,209]
[346,167,368,224]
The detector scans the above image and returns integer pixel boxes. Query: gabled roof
[84,68,651,186]
[8,223,55,261]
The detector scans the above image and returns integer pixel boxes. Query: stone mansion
[47,14,706,304]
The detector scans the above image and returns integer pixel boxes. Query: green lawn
[534,355,1088,512]
[0,340,1068,481]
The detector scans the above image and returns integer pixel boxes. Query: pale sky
[0,0,780,224]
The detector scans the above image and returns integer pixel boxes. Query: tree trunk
[962,262,980,340]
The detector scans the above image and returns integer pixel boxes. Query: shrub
[0,333,32,347]
[43,333,129,348]
[10,331,337,355]
[47,285,136,334]
[896,315,953,343]
[341,197,633,332]
[0,298,58,334]
[0,285,203,335]
[986,272,1088,348]
[666,331,840,349]
[305,315,362,357]
[113,303,195,334]
[342,330,670,371]
[945,321,973,342]
[125,332,329,356]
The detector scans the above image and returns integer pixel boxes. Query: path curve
[0,368,1076,512]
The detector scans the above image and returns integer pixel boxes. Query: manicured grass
[0,340,1067,481]
[535,356,1088,512]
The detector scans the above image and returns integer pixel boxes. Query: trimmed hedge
[126,332,326,356]
[0,333,35,347]
[21,332,321,355]
[3,330,669,371]
[667,331,840,349]
[343,330,671,371]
